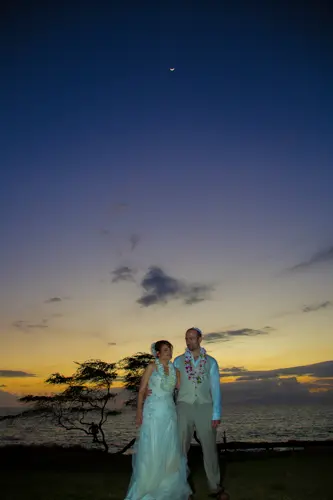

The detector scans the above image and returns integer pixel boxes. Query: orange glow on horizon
[3,373,332,397]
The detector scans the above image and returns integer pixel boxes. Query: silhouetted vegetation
[17,359,119,452]
[117,351,154,406]
[1,352,155,452]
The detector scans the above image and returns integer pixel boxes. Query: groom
[173,327,228,500]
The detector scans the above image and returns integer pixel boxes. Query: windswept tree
[117,352,154,406]
[18,359,119,452]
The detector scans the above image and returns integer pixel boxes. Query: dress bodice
[148,364,176,399]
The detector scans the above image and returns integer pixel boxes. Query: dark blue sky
[1,1,333,393]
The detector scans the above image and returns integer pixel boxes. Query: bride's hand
[136,410,143,427]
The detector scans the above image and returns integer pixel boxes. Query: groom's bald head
[186,327,202,336]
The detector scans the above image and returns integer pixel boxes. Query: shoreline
[2,436,333,454]
[1,442,333,461]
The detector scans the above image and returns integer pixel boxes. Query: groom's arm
[173,356,180,368]
[210,358,222,422]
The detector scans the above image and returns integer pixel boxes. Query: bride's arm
[136,363,154,425]
[176,368,181,390]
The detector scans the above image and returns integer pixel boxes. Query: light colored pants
[177,401,220,493]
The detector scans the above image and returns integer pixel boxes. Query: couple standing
[125,327,228,500]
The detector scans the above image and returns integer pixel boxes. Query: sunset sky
[1,2,333,404]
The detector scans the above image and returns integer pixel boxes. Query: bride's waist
[145,392,174,401]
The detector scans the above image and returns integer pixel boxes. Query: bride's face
[158,344,172,361]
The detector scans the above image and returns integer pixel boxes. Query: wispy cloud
[45,297,62,303]
[273,300,333,319]
[137,266,213,307]
[110,202,129,215]
[289,245,333,272]
[0,370,36,378]
[130,234,141,252]
[302,301,332,313]
[219,366,248,377]
[204,326,274,344]
[220,360,333,381]
[100,229,110,236]
[12,319,48,332]
[237,373,279,381]
[111,266,137,283]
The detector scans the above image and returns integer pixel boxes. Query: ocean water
[1,403,333,453]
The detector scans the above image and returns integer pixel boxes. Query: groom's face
[185,329,201,351]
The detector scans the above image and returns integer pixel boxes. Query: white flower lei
[184,347,207,386]
[156,359,176,391]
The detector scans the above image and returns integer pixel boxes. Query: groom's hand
[212,420,221,428]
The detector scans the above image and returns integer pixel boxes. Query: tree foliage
[117,352,154,406]
[18,359,119,452]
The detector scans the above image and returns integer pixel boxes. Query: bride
[125,340,191,500]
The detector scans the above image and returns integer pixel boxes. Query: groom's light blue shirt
[173,354,222,421]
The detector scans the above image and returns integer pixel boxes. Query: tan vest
[177,354,213,404]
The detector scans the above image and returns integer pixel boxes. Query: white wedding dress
[125,363,191,499]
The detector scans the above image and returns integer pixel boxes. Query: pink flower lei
[184,347,207,385]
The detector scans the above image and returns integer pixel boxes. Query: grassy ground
[1,445,333,499]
